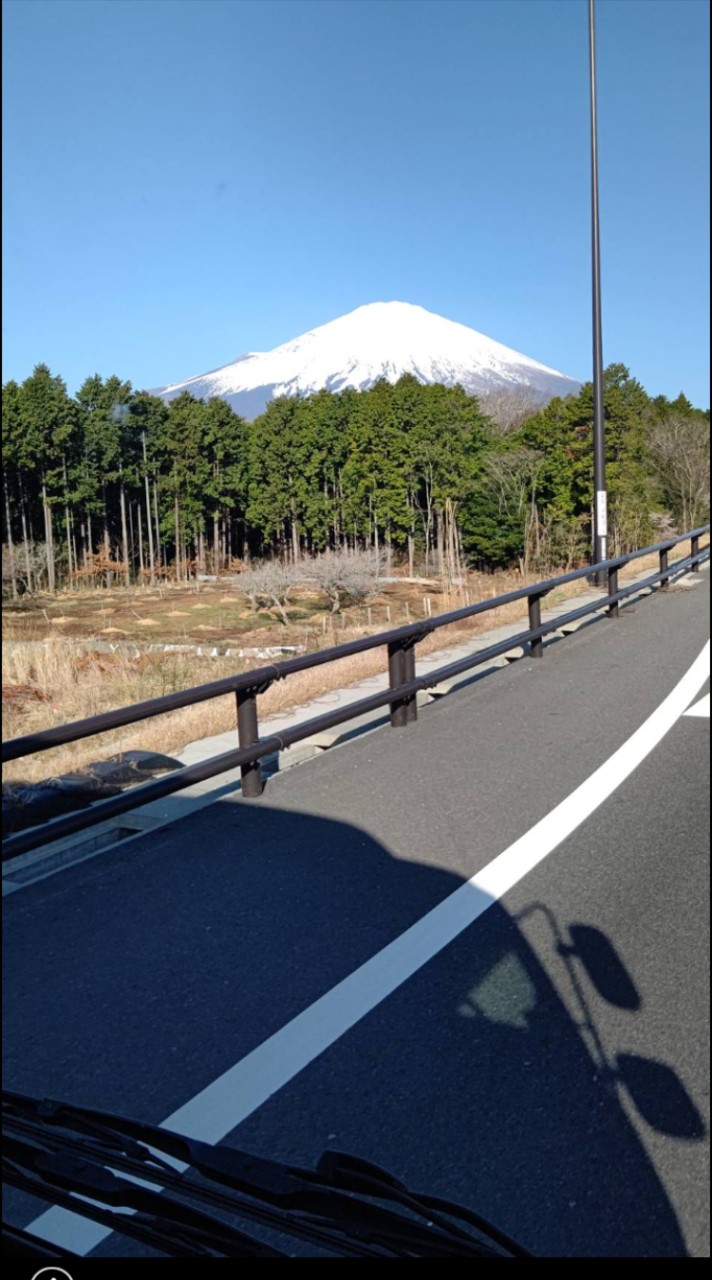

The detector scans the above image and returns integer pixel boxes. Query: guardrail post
[403,641,418,723]
[528,592,544,658]
[691,533,700,572]
[236,687,263,797]
[607,565,619,618]
[659,546,669,586]
[388,641,408,728]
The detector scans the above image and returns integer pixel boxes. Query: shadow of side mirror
[617,1054,706,1140]
[562,924,641,1010]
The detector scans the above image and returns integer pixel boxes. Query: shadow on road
[3,797,706,1257]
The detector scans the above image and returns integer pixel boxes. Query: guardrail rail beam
[2,524,708,857]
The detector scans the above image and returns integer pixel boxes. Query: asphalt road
[3,573,709,1257]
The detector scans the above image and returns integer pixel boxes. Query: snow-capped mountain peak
[155,302,580,418]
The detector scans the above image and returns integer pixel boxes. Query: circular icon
[31,1269,74,1280]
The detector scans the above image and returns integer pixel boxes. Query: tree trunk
[21,498,33,594]
[69,512,78,582]
[3,472,18,597]
[102,485,112,588]
[137,502,145,577]
[270,594,290,625]
[407,493,415,577]
[142,433,155,585]
[213,512,220,574]
[62,457,73,584]
[444,498,458,587]
[423,491,433,576]
[65,503,73,581]
[119,477,130,586]
[42,479,56,593]
[198,527,206,575]
[435,507,444,578]
[128,499,135,575]
[335,474,343,547]
[174,489,181,580]
[152,482,162,570]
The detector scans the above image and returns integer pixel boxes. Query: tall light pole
[589,0,607,575]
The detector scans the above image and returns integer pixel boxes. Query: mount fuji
[154,302,581,419]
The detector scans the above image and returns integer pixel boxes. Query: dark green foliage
[2,360,709,592]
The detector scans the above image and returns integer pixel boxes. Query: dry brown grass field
[2,546,703,786]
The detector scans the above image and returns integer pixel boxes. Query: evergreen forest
[2,362,709,596]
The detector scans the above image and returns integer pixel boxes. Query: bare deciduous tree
[484,448,546,572]
[237,561,298,625]
[309,549,383,614]
[526,512,587,574]
[484,449,544,518]
[479,388,544,434]
[3,541,51,594]
[649,413,710,533]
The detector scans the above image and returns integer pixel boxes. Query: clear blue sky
[2,0,710,406]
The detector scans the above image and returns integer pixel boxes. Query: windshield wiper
[3,1091,530,1257]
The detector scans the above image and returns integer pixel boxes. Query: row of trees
[2,362,709,596]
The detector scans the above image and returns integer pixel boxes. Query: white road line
[684,692,710,717]
[25,639,711,1255]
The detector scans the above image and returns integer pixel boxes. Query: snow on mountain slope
[154,302,580,418]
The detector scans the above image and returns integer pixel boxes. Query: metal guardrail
[2,526,709,859]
